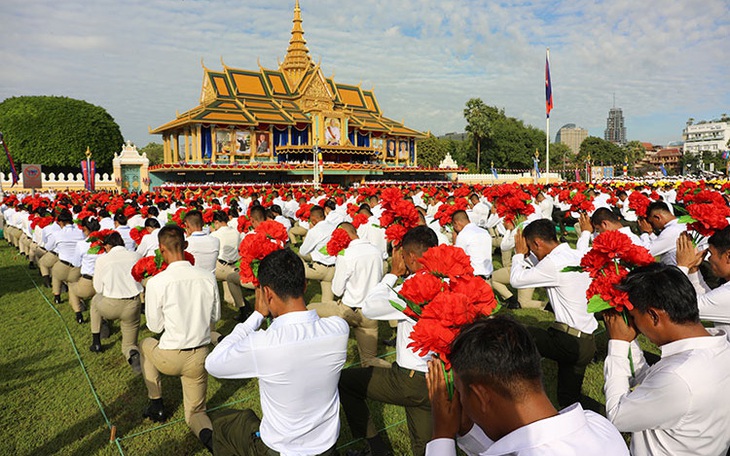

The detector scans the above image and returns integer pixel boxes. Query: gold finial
[85,146,92,159]
[281,0,313,87]
[534,148,539,159]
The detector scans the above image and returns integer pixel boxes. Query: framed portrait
[371,138,384,156]
[324,117,342,146]
[235,131,251,156]
[385,139,396,160]
[255,131,271,156]
[216,130,232,155]
[398,140,409,161]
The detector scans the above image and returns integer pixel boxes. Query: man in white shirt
[90,232,144,373]
[140,225,220,452]
[468,193,490,228]
[310,222,391,369]
[452,210,493,279]
[184,210,220,274]
[511,219,597,408]
[576,208,644,253]
[46,209,85,304]
[638,201,686,265]
[536,191,554,220]
[340,226,438,456]
[206,248,348,456]
[299,206,337,303]
[426,316,628,456]
[210,210,249,321]
[114,213,136,251]
[604,264,730,456]
[135,218,161,258]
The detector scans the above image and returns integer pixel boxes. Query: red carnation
[326,228,353,256]
[351,213,370,229]
[399,270,445,305]
[418,244,474,278]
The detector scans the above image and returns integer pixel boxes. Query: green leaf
[672,204,688,216]
[153,249,164,269]
[406,299,423,317]
[677,215,697,224]
[251,259,261,279]
[389,299,405,312]
[318,245,329,255]
[561,266,585,273]
[338,250,345,256]
[587,294,613,313]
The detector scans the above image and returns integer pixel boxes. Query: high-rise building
[555,123,588,155]
[604,107,627,145]
[682,118,730,156]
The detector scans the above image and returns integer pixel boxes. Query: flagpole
[545,48,551,183]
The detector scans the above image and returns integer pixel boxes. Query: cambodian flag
[0,132,19,187]
[545,50,553,118]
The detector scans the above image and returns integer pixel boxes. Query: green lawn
[0,240,650,455]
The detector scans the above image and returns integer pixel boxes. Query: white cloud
[0,0,727,150]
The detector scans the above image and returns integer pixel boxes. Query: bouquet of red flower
[325,228,352,256]
[676,189,730,238]
[238,220,288,286]
[169,207,189,227]
[566,189,595,214]
[433,198,468,227]
[131,249,196,282]
[74,210,95,226]
[390,245,499,397]
[563,230,655,313]
[86,229,116,255]
[486,184,535,224]
[351,213,370,229]
[295,203,313,222]
[378,196,420,247]
[628,191,652,218]
[129,226,149,246]
[30,215,54,230]
[237,215,252,233]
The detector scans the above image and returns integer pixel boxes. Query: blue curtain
[292,126,308,146]
[357,132,370,147]
[348,130,356,145]
[200,127,212,159]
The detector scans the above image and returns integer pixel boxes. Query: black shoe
[100,320,110,339]
[76,312,84,324]
[505,295,521,310]
[128,350,142,375]
[199,428,214,453]
[382,337,397,347]
[559,235,568,243]
[143,401,167,423]
[89,343,103,353]
[29,261,36,269]
[54,295,62,304]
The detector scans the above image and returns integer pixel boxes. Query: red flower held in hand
[326,228,353,256]
[399,270,445,305]
[129,226,148,246]
[351,213,370,229]
[418,244,474,278]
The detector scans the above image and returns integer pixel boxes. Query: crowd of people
[2,179,730,455]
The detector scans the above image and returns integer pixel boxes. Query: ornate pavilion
[148,1,464,187]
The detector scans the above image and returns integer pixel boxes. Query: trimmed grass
[0,240,651,455]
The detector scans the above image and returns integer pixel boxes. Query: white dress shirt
[144,261,220,350]
[332,239,383,308]
[362,273,431,372]
[300,219,337,265]
[455,223,493,277]
[426,217,452,246]
[93,246,143,298]
[274,215,292,231]
[135,228,160,258]
[511,243,597,334]
[114,225,136,251]
[357,218,389,259]
[640,218,686,265]
[40,223,61,248]
[185,231,220,274]
[99,217,115,230]
[680,267,730,334]
[45,225,85,262]
[539,197,554,219]
[576,226,644,254]
[211,225,240,263]
[604,331,730,456]
[426,403,628,456]
[72,239,100,276]
[205,310,349,455]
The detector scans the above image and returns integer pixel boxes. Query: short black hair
[323,199,337,211]
[452,210,469,224]
[590,207,620,226]
[309,205,325,221]
[646,201,671,217]
[82,217,100,232]
[57,209,73,224]
[708,226,730,255]
[145,218,161,229]
[249,205,266,222]
[401,225,437,255]
[450,315,543,400]
[616,263,700,324]
[270,204,283,216]
[104,231,125,248]
[213,210,229,224]
[522,219,557,243]
[158,225,186,254]
[184,210,203,229]
[617,190,628,198]
[257,248,304,300]
[147,206,159,217]
[114,213,128,226]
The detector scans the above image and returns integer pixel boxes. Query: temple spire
[281,0,313,88]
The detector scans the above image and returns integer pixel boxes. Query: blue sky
[1,0,728,150]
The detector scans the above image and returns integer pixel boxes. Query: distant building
[682,118,730,156]
[555,123,588,154]
[604,107,627,145]
[439,132,468,142]
[649,147,682,174]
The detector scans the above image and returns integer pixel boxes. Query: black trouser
[212,408,338,456]
[339,363,431,456]
[528,326,596,408]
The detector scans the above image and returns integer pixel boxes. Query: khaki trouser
[288,224,308,245]
[5,226,20,246]
[303,260,335,303]
[91,294,141,359]
[39,251,59,277]
[140,338,212,436]
[31,245,46,267]
[308,301,391,369]
[51,261,75,295]
[215,261,251,308]
[491,267,544,309]
[213,408,337,456]
[68,275,95,313]
[19,235,32,256]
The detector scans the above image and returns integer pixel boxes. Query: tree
[139,142,164,166]
[577,136,623,165]
[622,140,647,174]
[463,98,490,173]
[0,96,123,173]
[548,142,574,170]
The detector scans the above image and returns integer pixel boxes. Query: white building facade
[683,120,730,156]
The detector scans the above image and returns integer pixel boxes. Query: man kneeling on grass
[205,248,349,456]
[426,315,629,455]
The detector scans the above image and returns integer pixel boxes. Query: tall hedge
[0,96,124,173]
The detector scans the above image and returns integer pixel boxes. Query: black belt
[180,344,207,352]
[477,275,491,281]
[60,259,73,267]
[550,322,595,339]
[314,261,335,268]
[82,274,93,280]
[396,363,425,377]
[218,259,237,266]
[109,295,139,301]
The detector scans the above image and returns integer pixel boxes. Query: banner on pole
[22,164,42,189]
[81,160,96,191]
